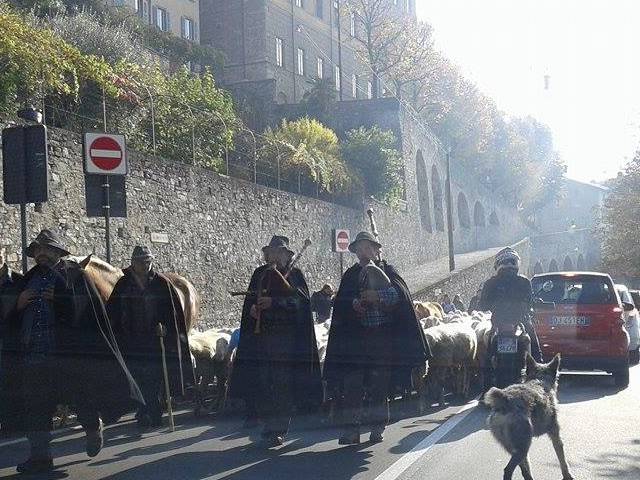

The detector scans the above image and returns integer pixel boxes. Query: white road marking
[90,149,121,158]
[374,400,479,480]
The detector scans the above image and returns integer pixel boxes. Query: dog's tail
[484,387,509,410]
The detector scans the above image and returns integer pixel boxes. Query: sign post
[84,133,127,264]
[333,229,350,276]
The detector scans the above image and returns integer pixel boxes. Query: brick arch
[457,192,471,229]
[549,259,559,272]
[489,211,500,226]
[563,255,574,271]
[576,253,585,270]
[473,201,486,227]
[431,165,445,231]
[416,151,432,232]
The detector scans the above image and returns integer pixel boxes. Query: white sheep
[423,323,478,406]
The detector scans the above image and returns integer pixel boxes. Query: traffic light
[2,124,49,205]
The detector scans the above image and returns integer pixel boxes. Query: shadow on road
[558,372,623,404]
[584,439,640,478]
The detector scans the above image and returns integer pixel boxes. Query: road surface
[1,365,638,479]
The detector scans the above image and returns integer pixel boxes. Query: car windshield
[533,277,616,305]
[631,291,640,308]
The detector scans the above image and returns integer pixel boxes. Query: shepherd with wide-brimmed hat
[107,245,194,429]
[0,229,142,475]
[324,231,430,445]
[229,234,321,447]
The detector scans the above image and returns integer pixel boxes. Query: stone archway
[563,256,574,271]
[549,259,559,272]
[431,165,445,232]
[489,211,500,226]
[416,151,432,232]
[474,201,486,227]
[577,254,585,270]
[533,261,543,275]
[457,192,471,229]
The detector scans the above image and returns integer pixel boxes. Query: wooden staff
[156,322,175,432]
[366,208,382,262]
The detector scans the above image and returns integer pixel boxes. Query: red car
[531,272,631,387]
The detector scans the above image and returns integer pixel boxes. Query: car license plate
[497,337,518,353]
[550,316,591,327]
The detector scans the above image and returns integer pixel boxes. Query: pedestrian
[323,231,430,445]
[453,294,465,312]
[311,283,334,323]
[107,245,194,428]
[441,294,455,314]
[228,235,322,447]
[0,229,142,474]
[467,287,482,313]
[0,248,22,325]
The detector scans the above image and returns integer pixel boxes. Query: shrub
[264,117,354,193]
[341,126,404,204]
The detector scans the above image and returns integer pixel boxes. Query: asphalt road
[1,365,638,479]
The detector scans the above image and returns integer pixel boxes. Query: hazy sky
[417,0,640,183]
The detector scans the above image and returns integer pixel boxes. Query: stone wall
[0,121,444,327]
[413,238,532,308]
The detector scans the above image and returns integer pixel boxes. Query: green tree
[341,126,403,204]
[597,155,640,276]
[264,117,354,193]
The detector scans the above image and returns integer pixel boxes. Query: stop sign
[84,133,127,175]
[334,229,350,253]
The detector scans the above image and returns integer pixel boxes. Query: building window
[315,0,323,18]
[155,6,168,31]
[297,47,305,76]
[295,0,302,7]
[351,74,357,98]
[333,1,339,27]
[135,0,142,14]
[350,12,355,36]
[367,80,373,99]
[334,65,340,90]
[317,57,324,79]
[182,17,194,40]
[403,0,409,12]
[275,37,284,67]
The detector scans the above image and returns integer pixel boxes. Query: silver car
[616,284,640,364]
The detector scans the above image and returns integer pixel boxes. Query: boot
[370,426,384,443]
[338,426,360,445]
[86,418,104,458]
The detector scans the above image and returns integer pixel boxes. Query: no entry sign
[84,133,127,175]
[333,229,350,253]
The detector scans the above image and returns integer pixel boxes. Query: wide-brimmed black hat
[131,245,154,260]
[348,231,382,253]
[26,229,71,258]
[262,235,294,256]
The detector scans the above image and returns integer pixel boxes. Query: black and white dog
[485,353,574,480]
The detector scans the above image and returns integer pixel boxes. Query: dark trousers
[129,361,164,422]
[21,359,100,460]
[341,326,392,431]
[256,332,294,436]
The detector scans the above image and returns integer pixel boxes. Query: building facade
[199,0,416,104]
[112,0,201,42]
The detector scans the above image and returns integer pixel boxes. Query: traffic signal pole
[20,203,27,273]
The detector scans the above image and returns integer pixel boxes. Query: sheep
[423,323,478,406]
[414,301,444,321]
[188,329,232,412]
[420,315,442,329]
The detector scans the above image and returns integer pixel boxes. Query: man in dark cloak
[324,231,431,445]
[0,229,142,475]
[107,245,194,428]
[229,235,322,447]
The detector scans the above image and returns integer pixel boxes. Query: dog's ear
[548,353,561,374]
[525,351,537,375]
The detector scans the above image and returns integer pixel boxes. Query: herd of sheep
[187,301,494,415]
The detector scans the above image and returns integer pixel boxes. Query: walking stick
[156,322,175,432]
